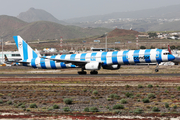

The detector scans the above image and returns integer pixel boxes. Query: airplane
[168,36,179,40]
[0,55,15,67]
[4,55,21,66]
[0,56,12,67]
[13,35,175,74]
[0,61,11,67]
[0,55,18,67]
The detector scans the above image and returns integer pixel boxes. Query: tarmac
[0,73,180,77]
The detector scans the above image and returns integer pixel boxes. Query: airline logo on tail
[18,42,22,48]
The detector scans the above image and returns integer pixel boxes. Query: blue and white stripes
[14,36,38,60]
[13,36,175,70]
[23,49,175,69]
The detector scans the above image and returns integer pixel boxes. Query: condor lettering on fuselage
[134,56,150,60]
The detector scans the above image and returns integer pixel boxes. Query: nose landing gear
[155,69,159,72]
[155,63,159,72]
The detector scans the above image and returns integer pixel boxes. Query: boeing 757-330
[13,36,175,74]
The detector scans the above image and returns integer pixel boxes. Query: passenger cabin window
[12,54,20,56]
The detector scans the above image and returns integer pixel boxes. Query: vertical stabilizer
[4,55,8,62]
[13,36,38,60]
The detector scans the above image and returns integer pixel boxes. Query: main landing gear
[155,63,159,72]
[78,70,87,75]
[78,68,87,75]
[78,68,98,75]
[90,70,98,75]
[78,71,87,75]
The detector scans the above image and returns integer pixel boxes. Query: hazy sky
[1,0,180,20]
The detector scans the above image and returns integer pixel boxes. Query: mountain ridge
[0,15,111,41]
[17,8,66,25]
[65,4,180,23]
[15,6,180,32]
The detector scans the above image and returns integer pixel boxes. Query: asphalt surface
[0,73,179,77]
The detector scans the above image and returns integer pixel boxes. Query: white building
[0,51,21,62]
[43,48,57,52]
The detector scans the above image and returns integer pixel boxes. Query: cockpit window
[163,53,170,55]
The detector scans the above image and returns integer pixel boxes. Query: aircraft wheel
[155,69,159,72]
[90,71,98,75]
[78,71,87,75]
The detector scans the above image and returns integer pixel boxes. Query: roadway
[0,73,180,77]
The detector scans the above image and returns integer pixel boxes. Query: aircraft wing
[15,60,30,64]
[18,61,30,64]
[4,55,22,64]
[4,59,22,63]
[43,57,103,66]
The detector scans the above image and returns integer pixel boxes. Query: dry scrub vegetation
[0,65,180,119]
[0,75,180,119]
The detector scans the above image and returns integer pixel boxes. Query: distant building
[0,51,21,62]
[43,48,57,52]
[5,41,16,45]
[157,33,168,39]
[169,32,180,36]
[138,35,149,38]
[91,47,114,51]
[168,36,179,40]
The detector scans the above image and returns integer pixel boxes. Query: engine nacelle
[85,62,101,70]
[102,64,121,70]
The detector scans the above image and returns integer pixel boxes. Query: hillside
[108,29,139,37]
[17,8,66,25]
[66,4,180,23]
[78,29,141,45]
[14,21,111,41]
[148,21,180,32]
[0,15,27,39]
[15,6,180,32]
[104,29,140,43]
[64,4,180,32]
[0,15,111,41]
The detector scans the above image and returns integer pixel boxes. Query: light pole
[105,32,107,52]
[1,37,3,63]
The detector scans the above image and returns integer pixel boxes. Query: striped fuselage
[21,49,175,69]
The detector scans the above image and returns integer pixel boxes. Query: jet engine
[85,62,101,70]
[102,64,121,70]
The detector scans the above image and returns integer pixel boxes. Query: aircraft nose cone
[168,54,175,61]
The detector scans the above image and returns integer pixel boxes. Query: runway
[0,73,180,77]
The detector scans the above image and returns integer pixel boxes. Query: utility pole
[105,32,107,52]
[1,37,3,63]
[136,35,139,49]
[60,37,63,50]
